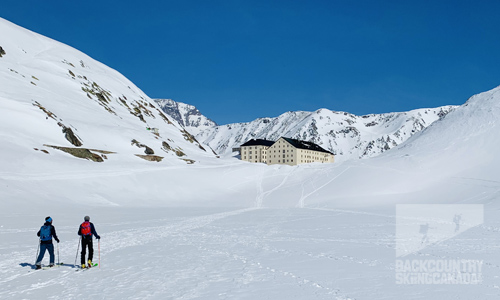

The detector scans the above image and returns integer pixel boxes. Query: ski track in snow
[168,210,354,300]
[2,175,500,299]
[101,208,258,254]
[0,208,255,298]
[0,208,379,300]
[298,166,348,208]
[2,207,500,299]
[254,167,298,208]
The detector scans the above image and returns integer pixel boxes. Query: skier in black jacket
[36,216,60,269]
[78,215,100,268]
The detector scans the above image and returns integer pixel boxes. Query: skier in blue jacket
[36,216,60,269]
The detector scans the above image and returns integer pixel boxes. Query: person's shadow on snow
[19,263,78,269]
[19,263,37,269]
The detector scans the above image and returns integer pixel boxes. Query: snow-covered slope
[0,18,211,167]
[195,106,455,160]
[154,99,217,135]
[2,84,500,299]
[285,84,500,208]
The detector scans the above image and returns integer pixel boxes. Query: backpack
[40,225,52,241]
[81,221,91,236]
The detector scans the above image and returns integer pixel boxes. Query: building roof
[281,137,334,155]
[240,139,275,147]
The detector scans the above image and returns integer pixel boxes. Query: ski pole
[35,239,40,265]
[57,242,60,265]
[74,237,81,268]
[98,239,101,269]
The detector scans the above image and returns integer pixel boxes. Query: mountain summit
[154,99,217,135]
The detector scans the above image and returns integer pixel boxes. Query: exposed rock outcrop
[62,127,83,147]
[44,145,107,162]
[131,139,155,155]
[135,154,163,162]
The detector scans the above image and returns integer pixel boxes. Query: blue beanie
[46,217,52,223]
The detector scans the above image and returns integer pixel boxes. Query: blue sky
[2,1,500,124]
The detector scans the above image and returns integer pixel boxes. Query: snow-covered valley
[2,16,500,300]
[3,195,500,299]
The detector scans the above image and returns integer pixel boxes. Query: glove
[55,238,60,243]
[97,236,101,240]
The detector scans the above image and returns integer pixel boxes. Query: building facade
[240,139,274,163]
[240,137,334,166]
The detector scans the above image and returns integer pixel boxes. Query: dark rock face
[62,127,83,147]
[155,99,217,128]
[131,139,155,155]
[0,46,5,57]
[144,146,154,155]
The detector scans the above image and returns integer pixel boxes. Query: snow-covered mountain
[3,82,500,299]
[2,15,500,300]
[195,106,455,160]
[0,18,212,166]
[154,99,217,135]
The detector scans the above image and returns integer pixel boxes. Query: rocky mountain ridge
[190,106,456,161]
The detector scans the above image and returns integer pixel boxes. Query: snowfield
[2,203,500,299]
[1,16,500,299]
[2,150,500,299]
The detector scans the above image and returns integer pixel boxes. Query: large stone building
[239,139,274,163]
[240,137,334,165]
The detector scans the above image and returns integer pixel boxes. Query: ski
[76,263,98,271]
[40,262,65,270]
